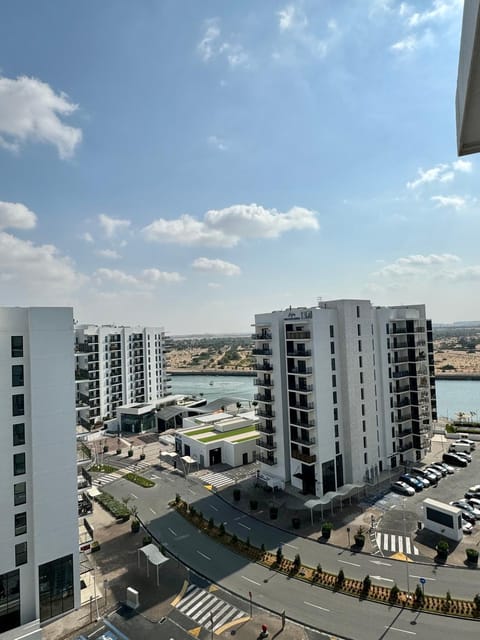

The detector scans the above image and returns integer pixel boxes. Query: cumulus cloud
[0,74,81,158]
[81,232,94,243]
[0,231,85,290]
[142,203,319,247]
[278,5,308,31]
[98,213,131,238]
[276,5,338,60]
[197,19,249,68]
[192,257,241,276]
[0,201,37,230]
[208,282,222,289]
[96,249,120,259]
[391,35,419,52]
[406,161,467,189]
[94,268,138,286]
[373,253,460,277]
[431,195,466,210]
[407,0,462,27]
[142,268,184,283]
[207,135,227,151]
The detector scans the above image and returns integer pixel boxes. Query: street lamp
[403,498,411,602]
[346,527,351,547]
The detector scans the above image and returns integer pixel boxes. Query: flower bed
[96,491,130,520]
[124,472,155,488]
[171,497,480,618]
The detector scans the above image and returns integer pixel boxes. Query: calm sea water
[170,375,480,420]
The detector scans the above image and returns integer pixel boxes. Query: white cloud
[207,135,227,151]
[373,253,460,277]
[81,232,94,244]
[391,29,435,54]
[142,268,184,283]
[98,213,131,238]
[431,195,466,210]
[207,282,222,289]
[391,35,418,52]
[0,74,81,158]
[408,0,462,27]
[0,201,37,230]
[197,19,249,68]
[276,5,338,60]
[143,203,319,247]
[94,268,138,286]
[96,249,120,259]
[452,159,472,173]
[0,231,85,290]
[278,5,308,31]
[407,163,455,189]
[192,257,241,276]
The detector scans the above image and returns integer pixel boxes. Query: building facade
[74,325,170,428]
[253,300,436,497]
[0,307,79,636]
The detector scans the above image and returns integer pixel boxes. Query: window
[358,340,362,352]
[14,513,26,536]
[333,407,338,421]
[332,374,336,388]
[15,542,27,567]
[360,371,364,384]
[363,437,367,448]
[361,404,365,416]
[362,420,366,432]
[329,325,334,338]
[356,305,360,318]
[11,336,23,358]
[334,424,339,438]
[38,555,75,620]
[14,482,26,506]
[0,570,20,632]
[11,365,24,388]
[360,388,364,400]
[13,453,25,476]
[12,395,24,417]
[357,324,361,336]
[12,424,25,446]
[330,342,335,355]
[331,358,336,371]
[364,452,368,464]
[335,441,340,455]
[358,356,363,368]
[332,391,337,404]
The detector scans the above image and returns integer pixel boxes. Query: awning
[181,455,196,464]
[160,451,178,458]
[137,544,169,586]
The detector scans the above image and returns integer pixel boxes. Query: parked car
[411,474,430,488]
[425,466,443,480]
[391,481,415,497]
[449,442,472,454]
[454,451,472,463]
[413,468,437,483]
[399,473,424,491]
[443,452,468,467]
[429,462,447,477]
[462,520,473,534]
[432,462,453,475]
[455,437,476,451]
[450,501,480,519]
[460,510,476,525]
[465,486,480,499]
[467,497,480,509]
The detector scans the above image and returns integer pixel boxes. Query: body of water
[170,375,480,421]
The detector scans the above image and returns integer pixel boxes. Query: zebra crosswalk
[92,471,122,487]
[174,585,247,632]
[376,532,419,556]
[92,460,152,487]
[198,471,235,490]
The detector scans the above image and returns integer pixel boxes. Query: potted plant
[437,539,449,560]
[354,526,365,549]
[249,499,258,510]
[127,448,133,457]
[103,444,109,453]
[116,447,121,455]
[291,516,301,529]
[466,548,479,565]
[233,488,241,502]
[131,519,140,533]
[140,452,146,460]
[91,540,101,553]
[321,521,333,540]
[269,505,278,520]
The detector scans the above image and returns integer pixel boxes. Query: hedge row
[96,492,130,520]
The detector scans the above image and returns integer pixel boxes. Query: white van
[456,435,476,451]
[449,441,472,454]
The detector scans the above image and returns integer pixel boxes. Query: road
[103,466,480,639]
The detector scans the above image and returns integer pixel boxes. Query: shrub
[316,563,322,575]
[322,522,333,539]
[292,517,301,529]
[175,493,180,504]
[336,569,345,587]
[246,536,250,548]
[363,575,371,594]
[131,519,140,533]
[437,540,450,557]
[276,546,283,565]
[143,535,152,545]
[208,517,214,530]
[103,445,109,453]
[466,548,479,564]
[233,488,241,502]
[127,449,134,457]
[261,543,266,554]
[189,505,196,518]
[473,593,480,611]
[231,533,238,545]
[414,584,424,606]
[124,473,155,488]
[219,522,225,536]
[293,554,301,573]
[96,492,130,520]
[249,499,258,510]
[116,448,121,455]
[140,453,146,460]
[390,584,399,602]
[269,506,278,520]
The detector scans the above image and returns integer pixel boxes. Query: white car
[455,451,472,463]
[456,438,476,450]
[391,481,415,496]
[432,462,454,475]
[425,466,442,480]
[462,520,473,534]
[468,485,480,493]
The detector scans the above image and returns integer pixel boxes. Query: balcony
[257,409,275,418]
[290,419,315,429]
[253,347,273,356]
[253,363,273,372]
[254,394,274,403]
[396,429,412,438]
[252,332,272,340]
[394,398,411,408]
[257,439,277,451]
[286,330,311,340]
[395,413,412,423]
[391,341,408,349]
[291,434,316,446]
[397,442,414,453]
[75,343,92,354]
[392,370,410,379]
[288,383,313,393]
[257,424,276,435]
[393,356,409,364]
[289,367,313,375]
[390,327,407,335]
[258,454,277,466]
[395,384,410,393]
[290,400,314,411]
[75,369,89,381]
[287,349,312,357]
[291,450,316,464]
[254,379,274,387]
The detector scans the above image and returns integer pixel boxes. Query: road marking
[130,493,138,499]
[197,550,211,560]
[209,505,219,511]
[187,488,196,495]
[168,527,177,536]
[241,576,261,586]
[304,601,330,612]
[234,516,242,521]
[150,474,159,479]
[371,575,394,582]
[385,627,416,635]
[284,543,298,549]
[338,560,360,567]
[238,522,251,530]
[88,627,105,637]
[177,534,190,541]
[410,575,435,581]
[370,559,392,566]
[149,507,156,515]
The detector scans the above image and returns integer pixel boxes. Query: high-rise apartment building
[74,325,170,428]
[0,308,79,637]
[253,300,436,497]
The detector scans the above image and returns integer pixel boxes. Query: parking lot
[373,435,480,561]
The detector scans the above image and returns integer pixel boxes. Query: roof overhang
[456,0,480,155]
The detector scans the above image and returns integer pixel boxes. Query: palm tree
[456,411,466,423]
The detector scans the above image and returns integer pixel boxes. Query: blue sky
[0,0,476,333]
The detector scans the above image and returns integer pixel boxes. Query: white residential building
[0,307,79,638]
[253,300,436,497]
[74,325,170,429]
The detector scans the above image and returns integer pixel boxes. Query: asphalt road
[103,465,480,639]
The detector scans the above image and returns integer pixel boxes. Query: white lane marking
[371,575,394,582]
[242,576,261,585]
[130,493,138,499]
[210,505,219,511]
[168,527,177,536]
[385,626,416,635]
[284,543,298,549]
[149,507,156,515]
[187,488,196,495]
[234,516,242,521]
[410,575,435,581]
[238,522,251,530]
[197,550,211,560]
[370,559,392,566]
[304,601,330,612]
[339,560,361,567]
[150,474,159,479]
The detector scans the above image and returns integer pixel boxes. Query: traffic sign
[419,577,426,585]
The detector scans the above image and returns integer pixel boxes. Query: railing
[290,419,315,428]
[287,350,312,357]
[397,443,413,452]
[257,424,276,434]
[257,439,277,451]
[397,429,412,438]
[252,332,272,340]
[291,435,316,446]
[257,409,275,418]
[288,384,313,393]
[252,348,273,356]
[254,394,274,403]
[254,379,274,387]
[289,367,313,375]
[391,342,408,349]
[395,399,411,408]
[291,450,316,464]
[392,370,410,378]
[75,369,89,380]
[75,344,92,353]
[290,401,314,410]
[253,364,273,371]
[257,454,277,466]
[390,327,407,334]
[395,385,410,393]
[395,413,412,423]
[286,331,311,340]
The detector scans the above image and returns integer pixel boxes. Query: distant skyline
[1,0,477,334]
